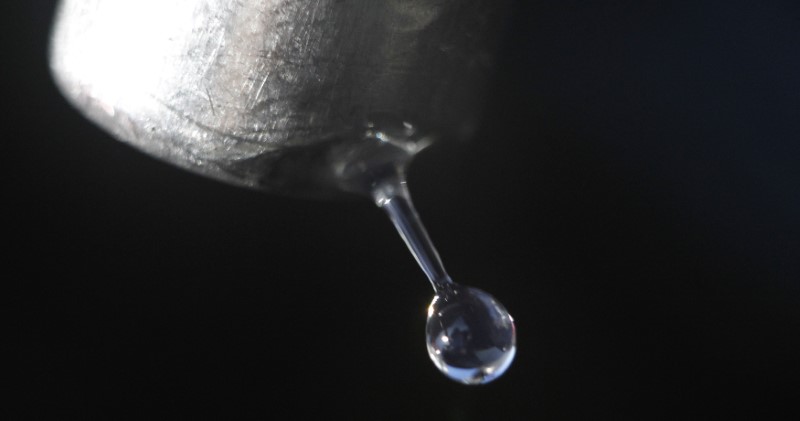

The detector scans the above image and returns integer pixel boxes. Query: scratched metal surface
[50,0,506,196]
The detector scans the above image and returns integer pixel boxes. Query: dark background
[9,1,800,418]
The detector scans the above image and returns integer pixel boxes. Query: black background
[9,1,800,418]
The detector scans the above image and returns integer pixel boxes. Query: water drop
[426,283,516,384]
[336,119,517,384]
[378,183,518,384]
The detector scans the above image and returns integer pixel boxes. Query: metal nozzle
[50,0,508,197]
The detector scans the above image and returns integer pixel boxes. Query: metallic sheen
[50,0,507,197]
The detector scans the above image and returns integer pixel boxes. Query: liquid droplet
[426,283,516,384]
[339,120,517,384]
